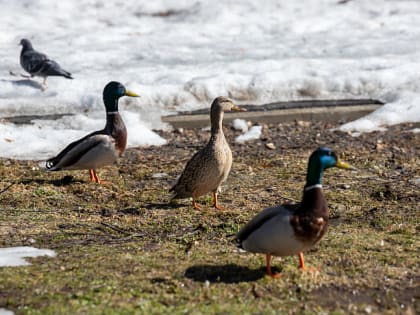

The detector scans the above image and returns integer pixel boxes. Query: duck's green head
[102,81,139,112]
[306,147,354,186]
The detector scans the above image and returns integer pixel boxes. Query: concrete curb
[162,99,383,129]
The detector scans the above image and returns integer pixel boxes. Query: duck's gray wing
[235,205,296,246]
[46,132,104,170]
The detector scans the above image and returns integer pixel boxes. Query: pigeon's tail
[53,68,73,79]
[62,71,73,79]
[43,60,73,79]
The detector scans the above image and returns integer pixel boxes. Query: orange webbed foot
[297,252,319,273]
[88,169,110,185]
[265,254,281,279]
[213,204,224,210]
[212,192,224,210]
[192,197,201,210]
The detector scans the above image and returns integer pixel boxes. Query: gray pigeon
[19,38,73,88]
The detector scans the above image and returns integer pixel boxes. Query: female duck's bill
[45,81,139,184]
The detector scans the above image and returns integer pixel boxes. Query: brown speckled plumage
[170,97,245,209]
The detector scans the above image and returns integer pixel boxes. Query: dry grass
[0,121,419,315]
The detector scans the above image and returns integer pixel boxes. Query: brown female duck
[170,97,246,209]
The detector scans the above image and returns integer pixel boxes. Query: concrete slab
[162,99,383,129]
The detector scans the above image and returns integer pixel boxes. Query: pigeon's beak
[232,105,247,112]
[125,90,139,97]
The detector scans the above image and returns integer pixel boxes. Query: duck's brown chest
[290,214,328,245]
[108,114,127,156]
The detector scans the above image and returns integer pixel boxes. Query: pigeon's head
[102,81,139,112]
[19,38,33,50]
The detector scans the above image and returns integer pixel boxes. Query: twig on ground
[0,183,15,195]
[100,222,132,235]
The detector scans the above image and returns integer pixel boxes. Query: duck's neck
[300,163,327,215]
[306,162,324,187]
[104,99,127,155]
[210,107,224,141]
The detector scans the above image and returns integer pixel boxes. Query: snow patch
[340,92,420,133]
[0,111,166,160]
[0,247,56,267]
[232,119,249,132]
[235,125,262,143]
[0,0,420,159]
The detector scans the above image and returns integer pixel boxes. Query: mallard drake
[170,97,246,210]
[45,81,139,183]
[236,147,355,278]
[19,39,73,89]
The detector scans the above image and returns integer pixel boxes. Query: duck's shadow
[144,202,186,210]
[19,175,83,187]
[1,78,43,90]
[185,264,266,283]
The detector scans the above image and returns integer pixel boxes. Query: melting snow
[232,119,249,132]
[235,125,262,143]
[0,0,420,159]
[0,247,56,267]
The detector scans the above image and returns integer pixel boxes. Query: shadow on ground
[144,202,185,210]
[185,264,266,283]
[19,175,83,186]
[1,78,43,90]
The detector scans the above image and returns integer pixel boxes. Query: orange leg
[192,194,201,210]
[266,254,281,278]
[92,170,100,183]
[212,192,224,210]
[89,169,96,182]
[89,169,109,184]
[298,252,306,269]
[298,252,317,272]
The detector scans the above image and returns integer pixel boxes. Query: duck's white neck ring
[304,184,323,191]
[107,111,119,115]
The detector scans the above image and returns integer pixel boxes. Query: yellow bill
[336,159,356,170]
[125,90,139,97]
